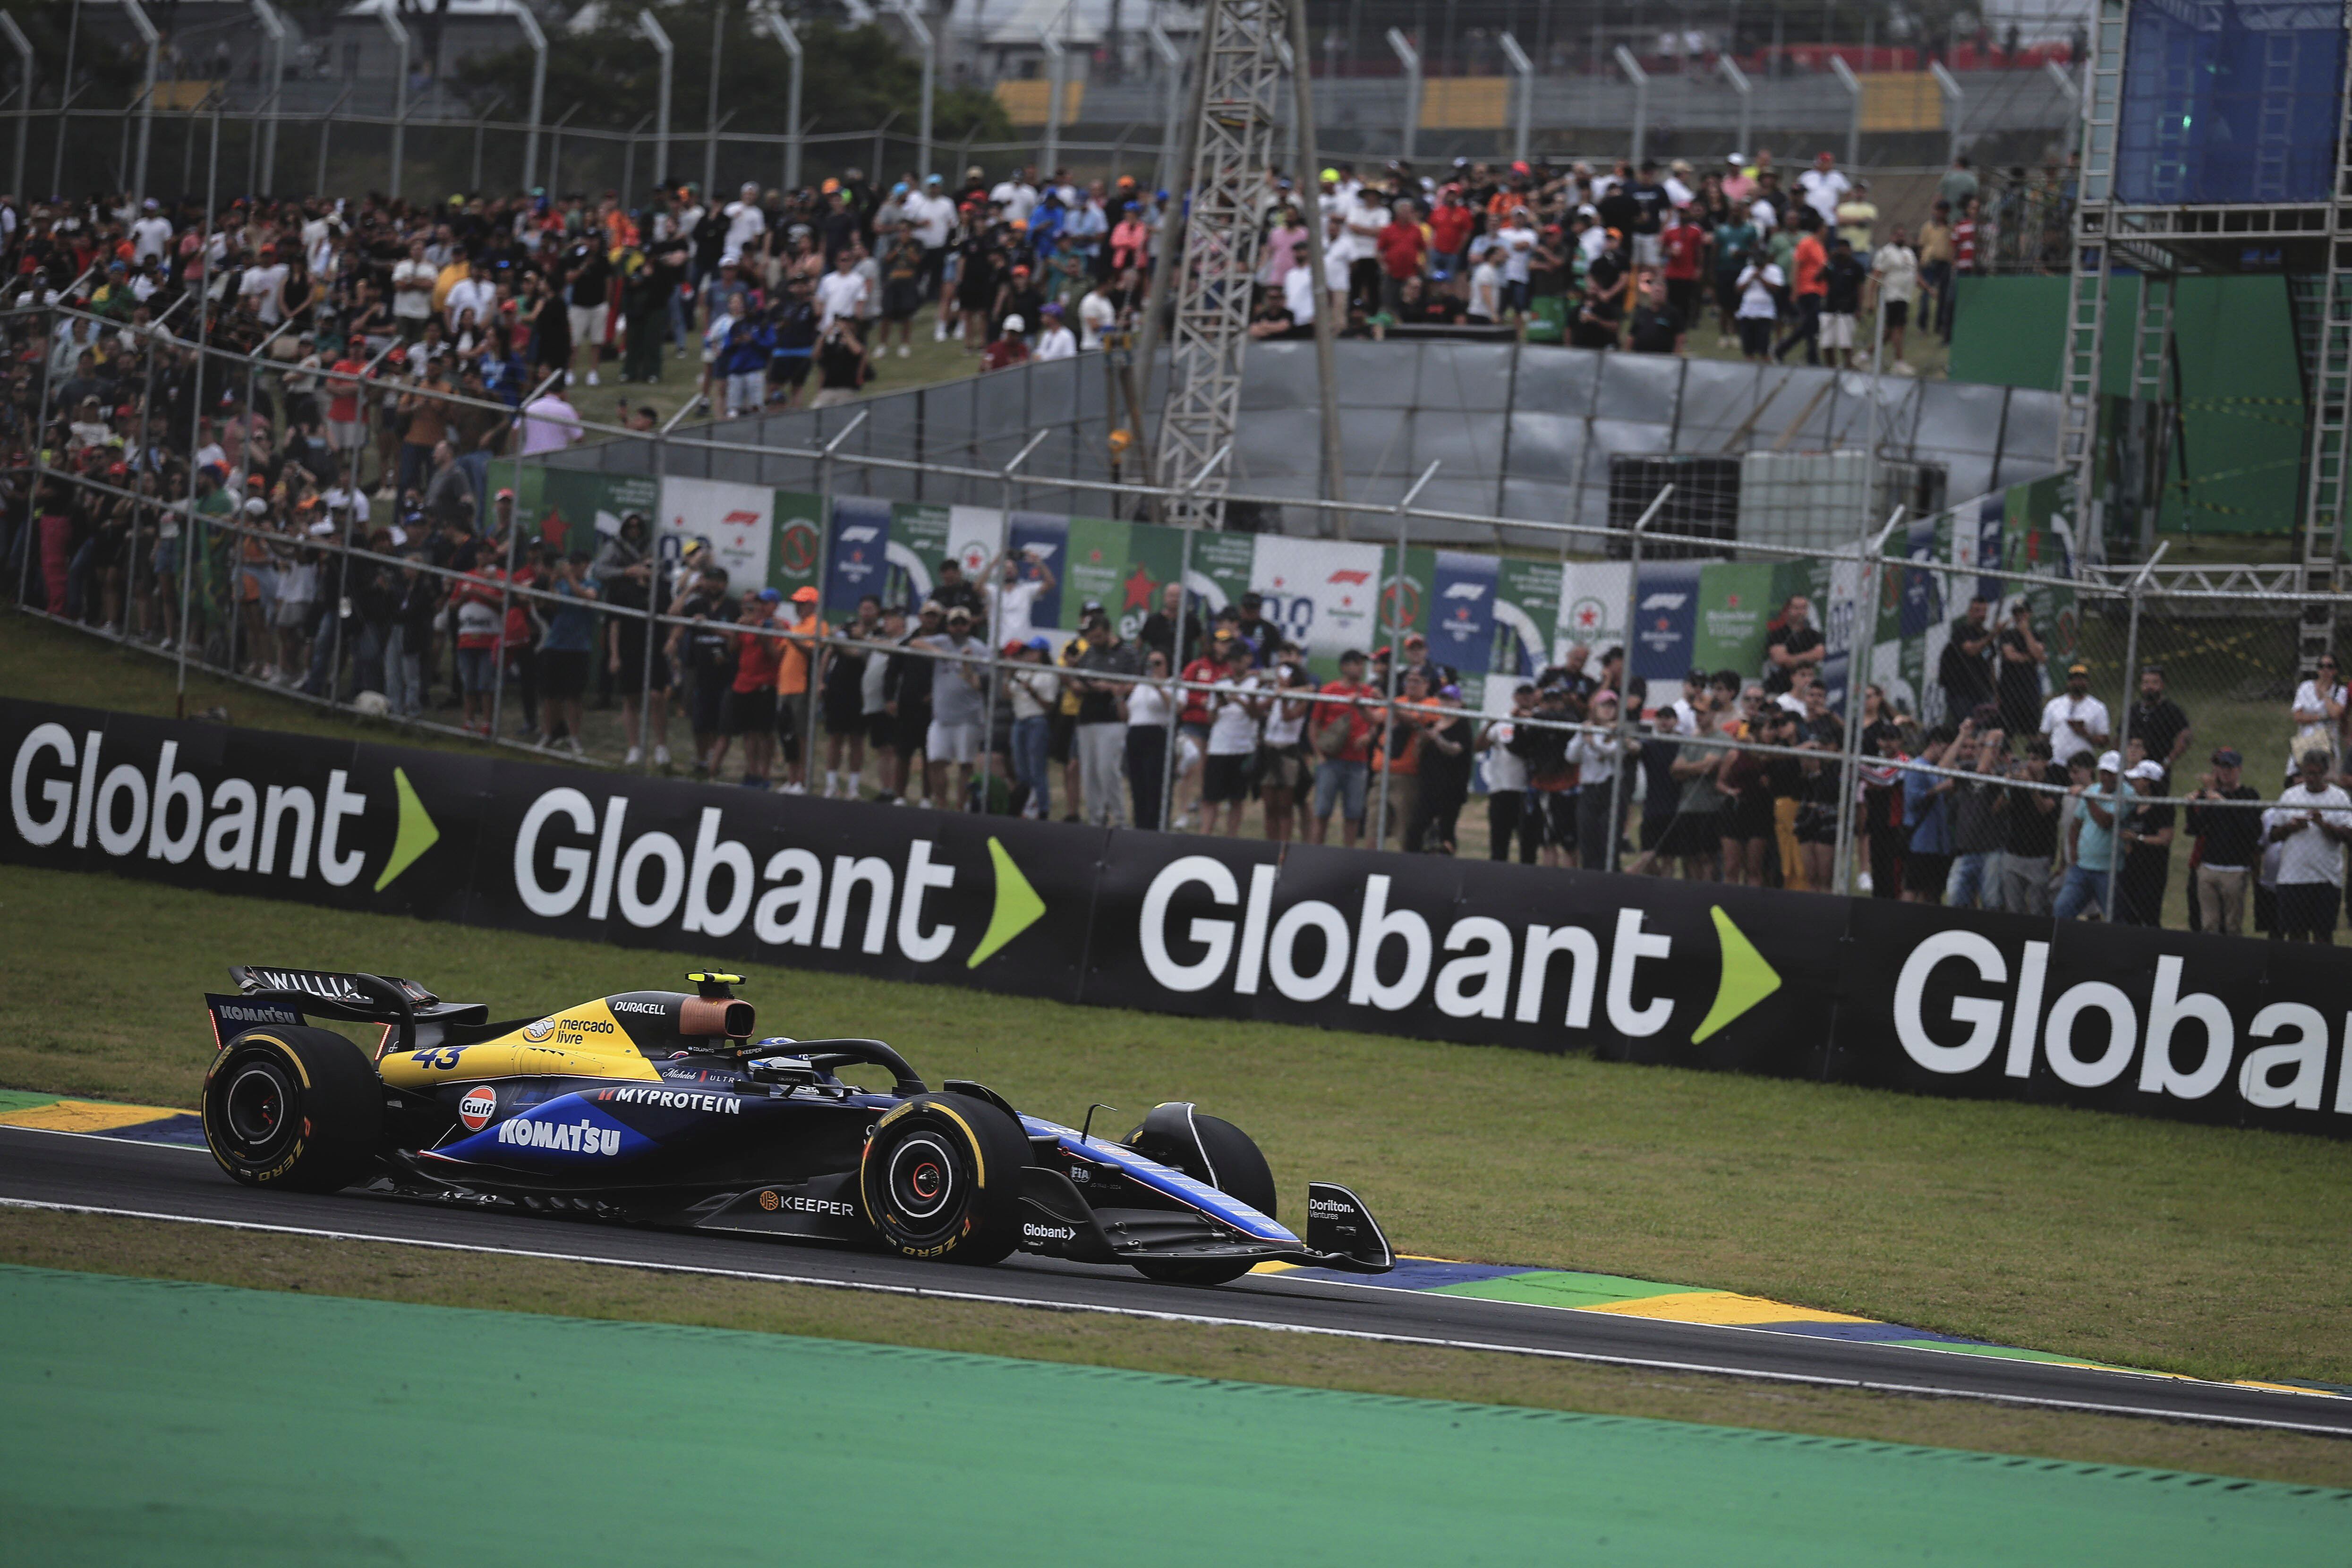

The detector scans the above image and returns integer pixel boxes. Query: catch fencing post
[1615,46,1649,169]
[174,92,223,718]
[317,85,352,193]
[804,409,868,792]
[377,6,410,200]
[2105,541,2169,922]
[0,13,29,205]
[1374,461,1442,849]
[516,2,548,192]
[1718,54,1752,160]
[249,0,287,194]
[1498,31,1533,166]
[1159,444,1230,830]
[1606,483,1674,873]
[1386,30,1422,163]
[494,368,565,748]
[705,0,726,196]
[987,426,1052,813]
[119,0,157,199]
[1828,55,1862,173]
[1042,1,1073,180]
[1931,60,1964,166]
[749,3,803,192]
[1148,22,1183,197]
[1830,507,1909,894]
[892,0,936,183]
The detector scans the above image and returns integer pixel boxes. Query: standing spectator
[1376,202,1427,317]
[2185,747,2262,935]
[1774,212,1828,366]
[519,379,584,455]
[1763,594,1824,695]
[2117,758,2176,925]
[1480,685,1540,864]
[1200,633,1264,836]
[1871,225,1918,368]
[1818,236,1868,369]
[1916,201,1955,337]
[2264,750,2352,942]
[536,550,601,755]
[1901,725,1957,903]
[774,586,826,794]
[2039,661,2111,769]
[2290,653,2344,761]
[1006,639,1061,819]
[1664,697,1728,880]
[1626,275,1683,355]
[811,318,868,409]
[1997,736,2062,916]
[1309,649,1378,848]
[1073,612,1140,827]
[2055,750,2130,920]
[720,591,784,788]
[1946,727,2007,908]
[1798,151,1852,230]
[1257,661,1316,844]
[1939,596,1997,720]
[1996,597,2047,738]
[1568,690,1629,870]
[982,313,1030,372]
[668,564,740,779]
[1125,648,1176,832]
[922,605,989,810]
[2127,665,2192,774]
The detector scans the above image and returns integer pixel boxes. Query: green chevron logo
[1689,905,1782,1043]
[372,767,441,892]
[967,836,1046,968]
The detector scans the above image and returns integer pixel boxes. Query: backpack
[1312,707,1352,759]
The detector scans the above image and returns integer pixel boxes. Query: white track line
[7,1196,2349,1440]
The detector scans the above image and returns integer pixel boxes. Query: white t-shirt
[814,269,867,327]
[391,257,435,319]
[1078,290,1116,350]
[722,200,768,263]
[1207,675,1263,755]
[2292,679,2345,748]
[240,263,288,324]
[1497,226,1536,284]
[1009,667,1061,721]
[1735,263,1784,320]
[1467,260,1501,320]
[1281,263,1317,326]
[1033,324,1077,360]
[444,276,496,332]
[2039,692,2113,767]
[1873,242,1918,304]
[2265,783,2352,885]
[1126,680,1172,729]
[989,181,1038,226]
[1263,679,1311,748]
[1749,197,1778,234]
[130,215,173,262]
[907,191,956,249]
[1798,167,1852,226]
[1483,722,1529,790]
[989,577,1046,647]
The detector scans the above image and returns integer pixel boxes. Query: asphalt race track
[4,1124,2347,1440]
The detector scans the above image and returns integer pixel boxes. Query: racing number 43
[409,1046,463,1070]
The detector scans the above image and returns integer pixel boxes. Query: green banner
[771,491,826,595]
[1190,530,1257,617]
[536,470,659,554]
[1493,557,1562,682]
[1691,561,1781,677]
[1064,516,1133,627]
[1380,545,1438,646]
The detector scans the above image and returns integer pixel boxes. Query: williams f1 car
[200,967,1392,1281]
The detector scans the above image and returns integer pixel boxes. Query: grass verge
[2,863,2349,1389]
[4,1207,2341,1487]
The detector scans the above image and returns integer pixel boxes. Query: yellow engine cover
[376,997,663,1091]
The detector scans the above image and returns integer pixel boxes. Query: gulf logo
[459,1085,498,1132]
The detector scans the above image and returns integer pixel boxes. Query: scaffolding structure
[2060,0,2352,673]
[1154,0,1291,523]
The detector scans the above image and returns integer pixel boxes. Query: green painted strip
[1883,1339,2144,1374]
[1430,1269,1698,1309]
[7,1266,2339,1567]
[0,1090,64,1113]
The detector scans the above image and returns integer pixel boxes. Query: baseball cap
[1001,313,1025,333]
[790,585,819,603]
[2095,750,2121,774]
[946,605,972,621]
[242,496,267,516]
[754,587,783,603]
[1081,599,1106,614]
[2127,759,2165,782]
[1002,639,1028,656]
[2067,661,2090,676]
[1027,636,1050,653]
[919,599,944,615]
[495,486,515,501]
[2211,747,2244,767]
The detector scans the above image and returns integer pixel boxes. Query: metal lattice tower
[2297,26,2352,672]
[1155,0,1289,524]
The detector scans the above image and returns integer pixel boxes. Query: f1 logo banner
[7,696,2351,1140]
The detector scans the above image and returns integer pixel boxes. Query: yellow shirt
[431,261,470,315]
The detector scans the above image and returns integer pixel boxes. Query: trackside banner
[6,698,2347,1140]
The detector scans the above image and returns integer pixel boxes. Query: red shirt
[733,624,783,692]
[1376,221,1426,281]
[1430,203,1476,256]
[1317,680,1378,763]
[1953,220,1977,272]
[326,359,367,424]
[981,338,1029,372]
[1661,223,1705,281]
[1792,234,1828,298]
[1179,657,1221,727]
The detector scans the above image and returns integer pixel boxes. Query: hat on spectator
[1404,631,1426,647]
[2127,760,2165,783]
[919,599,944,615]
[1002,639,1027,656]
[1041,302,1063,316]
[1081,599,1106,614]
[1027,636,1051,653]
[2095,750,2122,774]
[946,605,972,621]
[496,487,515,501]
[2067,661,2090,676]
[755,587,783,603]
[790,586,819,604]
[2212,747,2243,767]
[1001,313,1025,333]
[242,496,267,516]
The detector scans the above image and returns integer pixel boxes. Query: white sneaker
[897,343,910,358]
[586,369,600,385]
[564,736,585,757]
[933,324,947,342]
[654,745,671,765]
[624,746,643,765]
[951,319,964,340]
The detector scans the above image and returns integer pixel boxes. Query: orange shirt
[1792,234,1828,298]
[774,614,823,695]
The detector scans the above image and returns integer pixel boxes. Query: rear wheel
[1127,1111,1276,1286]
[201,1026,384,1192]
[858,1093,1031,1265]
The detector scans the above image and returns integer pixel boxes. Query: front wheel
[858,1093,1031,1265]
[1128,1111,1277,1286]
[201,1026,384,1192]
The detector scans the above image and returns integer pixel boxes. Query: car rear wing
[213,966,490,1057]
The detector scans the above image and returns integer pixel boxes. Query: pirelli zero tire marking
[201,1027,384,1193]
[1129,1112,1278,1287]
[858,1092,1030,1266]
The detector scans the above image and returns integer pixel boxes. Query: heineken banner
[9,696,2347,1140]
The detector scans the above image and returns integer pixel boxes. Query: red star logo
[1726,593,1741,608]
[1122,563,1156,611]
[1339,595,1354,608]
[1576,607,1598,628]
[1089,548,1104,563]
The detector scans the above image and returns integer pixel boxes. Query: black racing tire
[201,1025,385,1192]
[858,1092,1031,1266]
[1127,1112,1276,1286]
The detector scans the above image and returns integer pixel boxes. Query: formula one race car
[199,967,1392,1282]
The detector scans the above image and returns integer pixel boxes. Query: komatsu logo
[496,1116,622,1155]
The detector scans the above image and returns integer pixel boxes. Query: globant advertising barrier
[7,697,2345,1141]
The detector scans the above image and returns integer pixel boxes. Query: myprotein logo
[1135,858,1780,1042]
[507,790,1044,968]
[8,723,440,892]
[1892,931,2352,1113]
